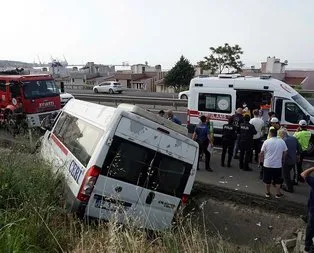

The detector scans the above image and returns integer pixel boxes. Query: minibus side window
[53,112,103,166]
[149,154,192,197]
[101,136,155,186]
[285,102,305,124]
[53,112,68,138]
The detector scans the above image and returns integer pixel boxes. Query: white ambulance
[40,99,199,230]
[187,74,314,155]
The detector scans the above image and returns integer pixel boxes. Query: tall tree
[199,43,244,74]
[164,55,195,91]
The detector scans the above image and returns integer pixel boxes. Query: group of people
[191,106,312,199]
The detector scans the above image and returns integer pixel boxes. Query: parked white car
[178,90,189,99]
[59,90,74,107]
[93,81,123,94]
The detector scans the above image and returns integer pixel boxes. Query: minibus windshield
[292,94,314,116]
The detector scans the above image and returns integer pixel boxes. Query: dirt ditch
[190,197,303,248]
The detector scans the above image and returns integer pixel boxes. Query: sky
[2,0,314,69]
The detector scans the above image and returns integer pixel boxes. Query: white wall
[131,64,157,74]
[265,57,285,74]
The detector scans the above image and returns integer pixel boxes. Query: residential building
[241,56,314,89]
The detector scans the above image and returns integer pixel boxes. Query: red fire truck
[0,70,61,132]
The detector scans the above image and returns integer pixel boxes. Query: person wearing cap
[231,108,244,159]
[260,128,288,198]
[221,117,237,167]
[294,120,311,183]
[192,115,212,171]
[238,114,257,171]
[267,117,281,139]
[278,128,301,193]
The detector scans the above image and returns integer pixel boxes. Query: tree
[164,56,195,91]
[199,43,244,75]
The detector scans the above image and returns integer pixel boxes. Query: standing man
[279,128,301,193]
[231,108,244,159]
[192,115,213,172]
[221,117,237,167]
[260,128,288,198]
[167,110,182,125]
[249,109,265,163]
[238,114,257,171]
[267,117,281,139]
[301,167,314,252]
[294,119,311,183]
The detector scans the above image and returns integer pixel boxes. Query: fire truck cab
[0,72,61,128]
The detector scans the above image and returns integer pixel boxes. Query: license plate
[95,199,112,209]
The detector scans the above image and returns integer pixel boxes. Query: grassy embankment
[0,149,282,253]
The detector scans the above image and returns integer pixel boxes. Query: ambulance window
[275,99,283,121]
[53,112,103,166]
[101,136,154,186]
[149,154,192,197]
[285,102,305,124]
[0,81,6,92]
[198,93,231,113]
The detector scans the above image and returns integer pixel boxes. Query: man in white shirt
[249,109,265,163]
[260,128,288,198]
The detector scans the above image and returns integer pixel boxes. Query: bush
[0,151,68,252]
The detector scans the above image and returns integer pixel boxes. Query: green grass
[0,150,282,253]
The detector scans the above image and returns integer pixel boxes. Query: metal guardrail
[64,84,93,90]
[72,94,188,109]
[299,90,314,94]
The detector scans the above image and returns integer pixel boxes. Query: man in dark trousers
[238,114,257,171]
[294,120,311,183]
[231,108,244,159]
[221,117,237,167]
[192,115,213,171]
[301,167,314,252]
[279,128,301,193]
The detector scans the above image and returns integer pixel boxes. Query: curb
[192,182,307,217]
